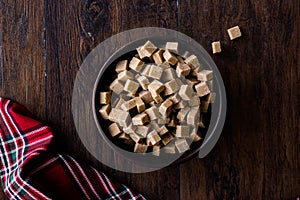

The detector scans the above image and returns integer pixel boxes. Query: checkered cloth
[0,98,146,200]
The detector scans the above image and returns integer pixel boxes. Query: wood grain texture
[179,0,300,199]
[0,0,46,121]
[0,0,299,199]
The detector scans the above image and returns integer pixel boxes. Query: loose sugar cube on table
[227,26,242,40]
[212,41,221,54]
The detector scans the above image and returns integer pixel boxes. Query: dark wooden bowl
[72,28,226,173]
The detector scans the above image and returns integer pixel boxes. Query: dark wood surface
[0,0,299,199]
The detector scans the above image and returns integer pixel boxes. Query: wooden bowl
[72,28,226,173]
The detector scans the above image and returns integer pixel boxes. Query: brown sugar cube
[100,92,111,104]
[136,125,149,137]
[129,57,144,72]
[208,92,216,103]
[141,64,151,76]
[198,114,205,128]
[167,93,181,104]
[137,75,150,90]
[126,93,136,99]
[191,67,201,76]
[150,121,160,132]
[152,94,164,104]
[158,125,168,136]
[123,123,137,134]
[148,80,165,94]
[176,63,191,77]
[135,73,142,80]
[164,79,180,96]
[138,40,157,59]
[175,138,190,153]
[201,101,210,113]
[197,70,213,81]
[154,95,164,103]
[189,96,200,107]
[113,97,125,109]
[108,123,122,137]
[136,47,148,59]
[152,49,164,64]
[161,133,174,146]
[175,125,190,137]
[168,115,177,128]
[108,108,122,122]
[190,128,202,142]
[118,132,130,140]
[184,55,200,69]
[187,107,199,125]
[148,65,163,80]
[186,78,199,88]
[177,107,190,122]
[195,82,210,97]
[212,41,221,54]
[164,142,176,154]
[117,110,131,127]
[135,73,141,79]
[109,97,119,108]
[134,143,148,153]
[146,138,152,146]
[162,61,171,67]
[227,26,242,40]
[173,101,187,110]
[159,63,170,70]
[178,85,194,100]
[152,145,161,156]
[134,97,146,113]
[115,60,128,73]
[124,79,139,95]
[117,70,134,82]
[121,99,136,111]
[206,80,213,91]
[203,92,216,103]
[139,90,153,104]
[110,80,124,95]
[165,42,178,53]
[132,113,149,126]
[130,132,144,143]
[159,99,174,117]
[149,101,156,106]
[124,138,135,146]
[163,50,178,65]
[158,116,168,125]
[99,104,111,120]
[163,68,177,82]
[111,97,121,108]
[176,78,184,87]
[176,55,185,64]
[141,40,157,57]
[147,130,161,145]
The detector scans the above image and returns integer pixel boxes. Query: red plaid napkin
[0,97,146,200]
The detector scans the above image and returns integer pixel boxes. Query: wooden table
[0,0,299,199]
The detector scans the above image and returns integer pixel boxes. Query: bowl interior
[94,38,213,166]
